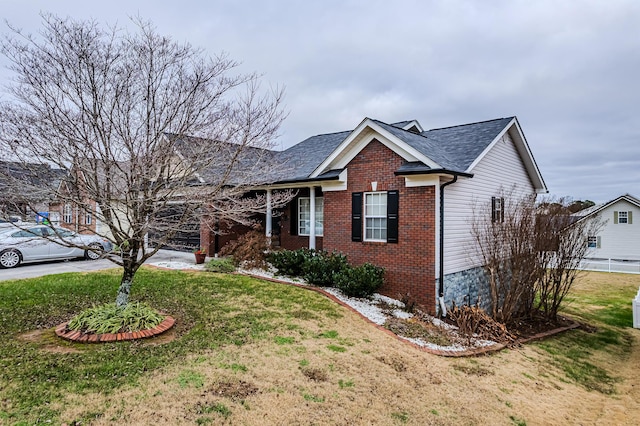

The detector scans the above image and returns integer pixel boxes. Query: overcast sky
[2,0,638,203]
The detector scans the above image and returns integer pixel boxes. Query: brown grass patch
[53,272,640,425]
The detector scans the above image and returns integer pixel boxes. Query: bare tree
[0,15,290,307]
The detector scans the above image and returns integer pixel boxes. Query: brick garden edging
[55,316,175,343]
[242,273,582,357]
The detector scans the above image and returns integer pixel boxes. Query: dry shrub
[448,301,516,345]
[219,225,271,269]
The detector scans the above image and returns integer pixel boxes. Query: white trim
[309,188,316,249]
[399,120,423,133]
[265,189,272,238]
[404,175,440,188]
[363,191,388,242]
[310,118,441,178]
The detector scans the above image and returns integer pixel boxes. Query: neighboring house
[574,194,640,261]
[0,160,64,222]
[201,116,547,315]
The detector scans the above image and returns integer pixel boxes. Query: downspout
[438,175,458,317]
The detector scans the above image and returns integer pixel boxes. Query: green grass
[0,267,341,424]
[532,272,636,394]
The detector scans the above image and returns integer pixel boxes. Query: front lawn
[0,268,638,425]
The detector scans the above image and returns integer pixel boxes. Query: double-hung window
[351,190,398,243]
[298,197,323,236]
[364,192,387,241]
[614,210,633,224]
[85,208,92,225]
[63,204,73,224]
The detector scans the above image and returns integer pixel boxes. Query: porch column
[309,186,316,250]
[265,189,272,244]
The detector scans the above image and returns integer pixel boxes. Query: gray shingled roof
[176,117,517,185]
[276,130,351,182]
[276,117,515,181]
[420,117,514,172]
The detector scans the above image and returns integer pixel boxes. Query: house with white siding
[574,194,640,261]
[201,116,547,315]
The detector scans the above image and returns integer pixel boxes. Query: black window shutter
[500,197,505,223]
[491,197,497,223]
[290,199,298,236]
[387,190,399,243]
[352,192,363,242]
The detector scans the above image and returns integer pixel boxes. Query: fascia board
[576,195,640,222]
[309,118,440,178]
[466,118,548,194]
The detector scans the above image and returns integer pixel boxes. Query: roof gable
[309,118,443,178]
[574,194,640,220]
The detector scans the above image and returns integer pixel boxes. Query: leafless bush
[471,192,603,323]
[219,225,271,269]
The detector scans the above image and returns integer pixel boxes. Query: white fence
[578,258,640,274]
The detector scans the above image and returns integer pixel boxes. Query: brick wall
[323,139,437,314]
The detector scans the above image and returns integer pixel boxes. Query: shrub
[302,250,349,287]
[334,263,385,298]
[205,257,236,273]
[67,302,165,334]
[268,248,314,276]
[219,226,271,269]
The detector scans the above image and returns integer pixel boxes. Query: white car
[0,225,113,268]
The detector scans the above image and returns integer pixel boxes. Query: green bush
[302,250,349,287]
[334,263,385,298]
[268,248,314,276]
[205,257,236,273]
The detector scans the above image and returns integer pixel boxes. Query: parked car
[0,225,113,268]
[0,216,31,229]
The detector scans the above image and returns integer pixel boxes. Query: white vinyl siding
[442,131,536,275]
[587,200,640,260]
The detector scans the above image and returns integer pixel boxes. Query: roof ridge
[426,117,514,132]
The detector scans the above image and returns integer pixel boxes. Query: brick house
[201,117,547,315]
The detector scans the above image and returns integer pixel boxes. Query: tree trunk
[116,267,135,308]
[116,253,139,308]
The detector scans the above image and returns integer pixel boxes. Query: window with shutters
[352,191,398,243]
[587,236,599,248]
[364,192,387,241]
[298,197,323,236]
[617,211,628,224]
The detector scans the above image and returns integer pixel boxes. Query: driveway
[0,249,197,281]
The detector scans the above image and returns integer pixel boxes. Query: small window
[85,208,92,225]
[298,197,323,236]
[63,204,73,224]
[618,211,628,224]
[365,192,387,241]
[492,197,504,223]
[587,236,598,248]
